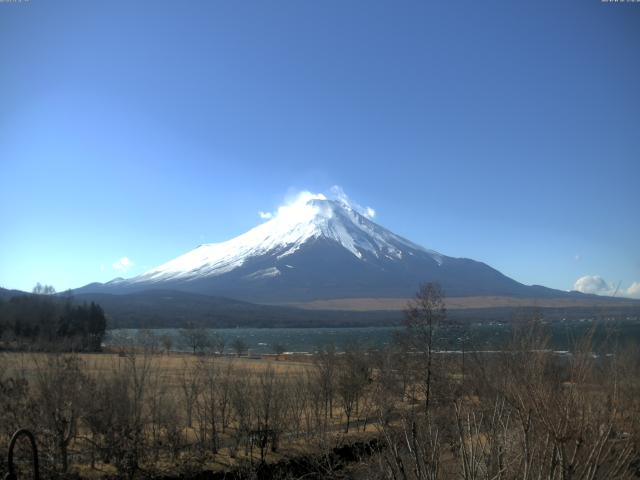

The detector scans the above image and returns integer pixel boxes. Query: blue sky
[0,0,638,296]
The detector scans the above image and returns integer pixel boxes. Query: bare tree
[32,283,56,295]
[250,366,287,461]
[160,334,173,354]
[0,355,34,466]
[146,359,171,462]
[217,361,235,433]
[212,332,226,355]
[285,372,309,439]
[229,371,252,458]
[180,323,213,355]
[313,343,338,422]
[337,344,371,433]
[375,283,448,480]
[105,351,153,478]
[400,282,446,416]
[136,329,160,353]
[231,338,248,357]
[33,354,86,473]
[194,356,221,453]
[179,359,202,429]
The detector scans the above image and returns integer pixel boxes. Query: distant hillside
[0,287,27,300]
[72,289,640,329]
[72,290,402,328]
[3,286,638,329]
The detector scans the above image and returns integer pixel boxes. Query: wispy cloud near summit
[257,186,377,223]
[329,185,376,219]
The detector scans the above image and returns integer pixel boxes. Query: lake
[105,319,640,354]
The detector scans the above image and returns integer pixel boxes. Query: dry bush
[32,353,87,474]
[372,316,640,480]
[0,307,638,480]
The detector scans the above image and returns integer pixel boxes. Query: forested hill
[0,290,107,351]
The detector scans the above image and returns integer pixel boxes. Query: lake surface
[105,319,640,354]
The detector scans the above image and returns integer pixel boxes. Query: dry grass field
[0,349,380,479]
[1,314,639,479]
[2,351,313,379]
[284,295,640,311]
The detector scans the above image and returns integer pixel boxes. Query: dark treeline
[0,284,107,351]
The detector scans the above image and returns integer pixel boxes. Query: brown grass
[281,295,639,311]
[1,351,313,382]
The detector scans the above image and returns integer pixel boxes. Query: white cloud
[574,254,581,262]
[573,275,640,299]
[574,275,611,294]
[627,282,640,299]
[271,191,327,223]
[328,185,377,219]
[258,186,377,225]
[112,257,134,273]
[329,185,351,205]
[365,207,376,219]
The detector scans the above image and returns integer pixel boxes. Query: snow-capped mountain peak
[133,196,442,284]
[77,190,568,303]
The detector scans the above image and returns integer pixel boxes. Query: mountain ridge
[73,197,632,305]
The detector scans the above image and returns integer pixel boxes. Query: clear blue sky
[1,0,638,296]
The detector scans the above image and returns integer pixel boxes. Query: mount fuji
[77,193,585,304]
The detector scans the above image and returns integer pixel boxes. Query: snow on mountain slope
[132,193,444,284]
[76,190,584,303]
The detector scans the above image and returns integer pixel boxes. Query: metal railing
[4,430,39,480]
